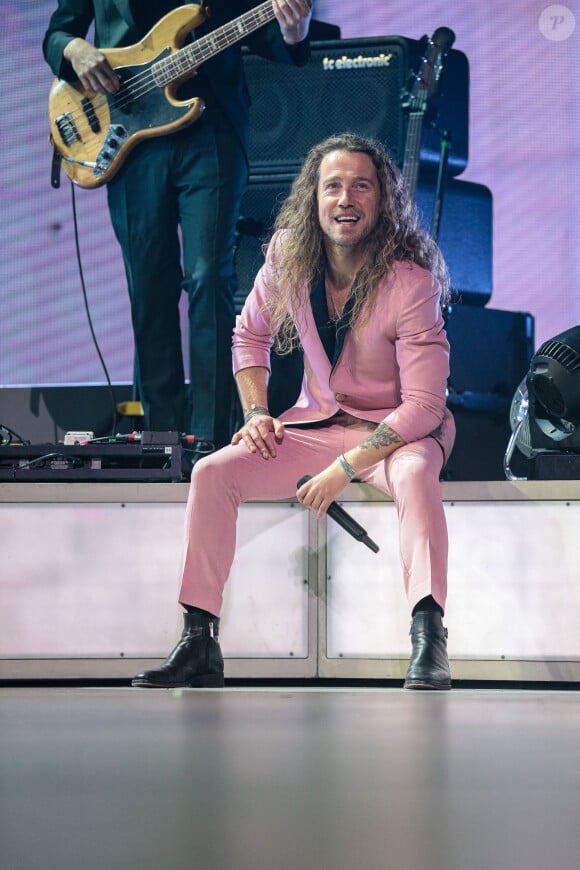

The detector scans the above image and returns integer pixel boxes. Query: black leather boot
[404,610,451,690]
[132,611,224,688]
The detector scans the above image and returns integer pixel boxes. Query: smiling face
[317,149,381,256]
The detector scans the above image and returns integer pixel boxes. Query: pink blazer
[232,236,455,460]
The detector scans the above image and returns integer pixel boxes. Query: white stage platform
[1,480,579,682]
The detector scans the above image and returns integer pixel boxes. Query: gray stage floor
[1,687,580,870]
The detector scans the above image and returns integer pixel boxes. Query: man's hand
[64,38,121,94]
[296,461,350,519]
[273,0,312,44]
[231,414,285,459]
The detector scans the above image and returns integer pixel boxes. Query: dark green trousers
[107,112,248,445]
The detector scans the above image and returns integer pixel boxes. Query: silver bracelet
[243,404,269,423]
[337,453,356,479]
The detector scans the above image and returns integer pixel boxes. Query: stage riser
[1,481,579,682]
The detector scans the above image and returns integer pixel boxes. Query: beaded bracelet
[337,453,356,479]
[243,404,269,423]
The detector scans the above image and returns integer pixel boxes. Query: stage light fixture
[504,326,580,480]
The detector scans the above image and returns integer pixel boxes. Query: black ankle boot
[404,611,451,690]
[132,611,224,688]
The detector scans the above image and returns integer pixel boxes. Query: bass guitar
[400,27,455,201]
[48,2,275,188]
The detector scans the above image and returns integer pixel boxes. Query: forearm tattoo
[358,422,403,452]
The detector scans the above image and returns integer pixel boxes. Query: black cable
[70,181,118,435]
[18,452,83,470]
[0,424,30,446]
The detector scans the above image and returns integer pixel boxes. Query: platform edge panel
[2,483,580,682]
[2,480,580,503]
[0,656,318,681]
[318,656,580,683]
[3,657,580,683]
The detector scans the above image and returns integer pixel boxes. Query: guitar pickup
[81,97,100,133]
[55,113,80,147]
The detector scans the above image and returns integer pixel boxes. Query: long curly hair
[263,132,450,353]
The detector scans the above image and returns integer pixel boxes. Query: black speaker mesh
[244,38,408,173]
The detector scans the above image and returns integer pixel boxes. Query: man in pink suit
[133,132,456,691]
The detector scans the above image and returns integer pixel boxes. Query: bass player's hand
[64,38,121,94]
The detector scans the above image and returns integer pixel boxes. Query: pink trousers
[179,421,450,616]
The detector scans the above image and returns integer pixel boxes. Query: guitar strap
[50,139,63,190]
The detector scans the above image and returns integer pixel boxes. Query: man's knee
[191,445,245,493]
[387,448,442,502]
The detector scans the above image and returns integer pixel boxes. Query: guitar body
[48,5,206,188]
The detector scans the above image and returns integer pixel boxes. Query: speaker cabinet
[417,177,492,306]
[243,36,469,177]
[233,175,302,416]
[528,453,580,480]
[243,37,409,173]
[445,306,534,401]
[443,306,535,481]
[234,175,293,312]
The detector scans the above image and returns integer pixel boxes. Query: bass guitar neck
[400,27,454,201]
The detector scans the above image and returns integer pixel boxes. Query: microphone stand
[430,125,452,244]
[429,123,453,319]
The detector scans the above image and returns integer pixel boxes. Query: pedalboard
[0,432,184,482]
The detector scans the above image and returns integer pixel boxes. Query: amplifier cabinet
[244,37,409,174]
[243,36,469,177]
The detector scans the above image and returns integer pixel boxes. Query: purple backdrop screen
[1,1,579,387]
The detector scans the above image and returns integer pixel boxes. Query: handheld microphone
[297,475,379,554]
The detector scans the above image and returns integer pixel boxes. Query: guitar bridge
[55,113,80,147]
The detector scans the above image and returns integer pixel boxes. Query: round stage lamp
[504,326,580,480]
[528,326,580,445]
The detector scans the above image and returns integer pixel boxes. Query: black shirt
[310,275,354,368]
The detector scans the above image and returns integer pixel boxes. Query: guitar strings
[56,2,274,153]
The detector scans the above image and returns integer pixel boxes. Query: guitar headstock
[403,27,455,111]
